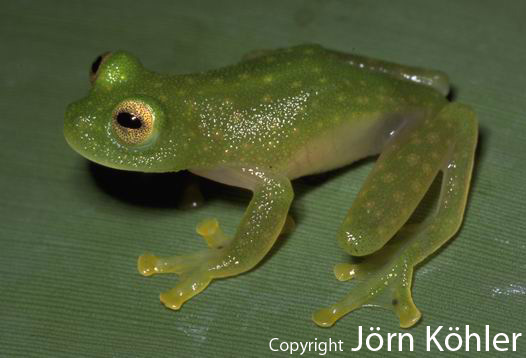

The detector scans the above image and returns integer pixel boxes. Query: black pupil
[91,55,103,74]
[116,112,142,129]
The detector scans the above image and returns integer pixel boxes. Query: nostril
[65,100,83,119]
[65,103,76,120]
[65,103,84,128]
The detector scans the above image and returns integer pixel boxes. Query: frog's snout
[64,102,79,146]
[65,102,75,121]
[64,101,80,131]
[64,99,93,147]
[64,99,90,127]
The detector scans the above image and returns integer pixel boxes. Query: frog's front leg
[313,103,477,328]
[138,167,293,310]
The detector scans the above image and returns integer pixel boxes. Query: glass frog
[64,44,478,328]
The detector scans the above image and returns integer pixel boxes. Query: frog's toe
[137,252,159,276]
[314,255,421,328]
[160,270,212,310]
[394,293,421,329]
[333,263,359,281]
[312,307,341,328]
[312,292,367,328]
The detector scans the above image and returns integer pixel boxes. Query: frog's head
[64,51,189,172]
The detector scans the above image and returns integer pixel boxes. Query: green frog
[64,44,478,328]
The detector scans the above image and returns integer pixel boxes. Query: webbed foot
[138,215,296,310]
[313,247,421,328]
[137,218,233,310]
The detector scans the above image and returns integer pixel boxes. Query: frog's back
[256,45,450,178]
[194,44,447,178]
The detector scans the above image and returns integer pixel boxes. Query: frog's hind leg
[313,103,477,328]
[331,50,450,96]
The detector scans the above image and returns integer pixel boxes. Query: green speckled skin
[64,44,478,328]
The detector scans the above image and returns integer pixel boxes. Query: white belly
[285,112,415,179]
[190,112,422,190]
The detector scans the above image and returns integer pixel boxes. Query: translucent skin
[64,44,477,328]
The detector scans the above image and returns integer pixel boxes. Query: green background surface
[2,0,525,356]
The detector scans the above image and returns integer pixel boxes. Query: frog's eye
[112,100,155,145]
[90,52,111,84]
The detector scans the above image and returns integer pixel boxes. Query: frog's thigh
[408,103,478,264]
[314,103,477,328]
[339,109,450,256]
[334,51,449,96]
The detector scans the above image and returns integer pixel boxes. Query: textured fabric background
[1,1,525,356]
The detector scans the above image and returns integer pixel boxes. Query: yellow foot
[313,253,421,328]
[138,218,235,310]
[138,249,216,310]
[159,271,212,310]
[137,252,158,276]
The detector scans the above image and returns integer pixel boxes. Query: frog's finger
[338,103,476,257]
[333,263,359,281]
[160,271,212,310]
[196,214,294,251]
[391,264,421,329]
[196,218,231,249]
[137,250,212,276]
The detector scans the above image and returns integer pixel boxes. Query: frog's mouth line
[63,129,122,171]
[64,128,175,173]
[64,114,127,171]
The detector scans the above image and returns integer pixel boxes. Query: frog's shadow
[87,158,372,255]
[89,159,370,206]
[87,162,354,209]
